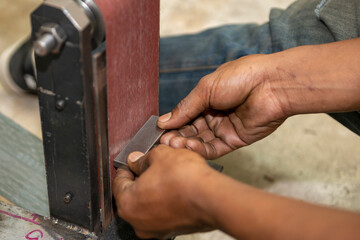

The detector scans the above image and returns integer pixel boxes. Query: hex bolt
[56,99,66,111]
[34,23,67,57]
[34,33,57,57]
[64,193,73,204]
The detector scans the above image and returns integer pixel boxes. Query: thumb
[158,85,208,129]
[112,166,135,198]
[127,151,149,176]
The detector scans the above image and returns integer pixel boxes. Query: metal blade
[113,115,165,168]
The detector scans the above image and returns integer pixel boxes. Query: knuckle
[153,144,169,157]
[137,158,149,173]
[176,99,196,121]
[135,230,152,239]
[156,144,168,151]
[151,146,162,157]
[115,192,123,202]
[169,136,184,148]
[176,99,188,112]
[199,74,211,85]
[178,146,193,155]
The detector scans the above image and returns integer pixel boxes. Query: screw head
[56,99,66,111]
[64,193,73,204]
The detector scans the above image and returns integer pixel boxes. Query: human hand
[158,54,287,159]
[113,145,360,240]
[112,145,218,239]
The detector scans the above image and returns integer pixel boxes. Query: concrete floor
[0,1,359,240]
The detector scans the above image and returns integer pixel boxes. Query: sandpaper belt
[94,0,160,180]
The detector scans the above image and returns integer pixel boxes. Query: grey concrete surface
[0,1,359,240]
[160,0,293,36]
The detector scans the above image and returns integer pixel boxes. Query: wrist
[262,52,300,117]
[265,41,360,116]
[186,166,223,228]
[247,54,292,119]
[263,46,329,117]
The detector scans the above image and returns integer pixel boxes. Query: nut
[35,23,67,56]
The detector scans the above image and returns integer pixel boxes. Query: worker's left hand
[157,54,287,159]
[112,145,217,239]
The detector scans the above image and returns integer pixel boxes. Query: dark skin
[113,38,360,239]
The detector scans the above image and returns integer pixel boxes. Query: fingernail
[159,112,172,122]
[128,152,144,162]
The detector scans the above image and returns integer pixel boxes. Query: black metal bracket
[31,1,144,239]
[31,0,102,232]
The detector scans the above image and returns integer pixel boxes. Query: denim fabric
[269,0,360,50]
[159,23,272,114]
[159,0,360,135]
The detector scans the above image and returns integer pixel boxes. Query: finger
[147,144,174,163]
[177,116,209,137]
[127,145,168,175]
[196,129,216,143]
[185,138,211,158]
[127,151,151,176]
[186,137,233,159]
[177,125,198,138]
[160,130,182,145]
[192,115,212,133]
[169,136,188,149]
[160,116,209,145]
[112,166,135,198]
[204,138,234,159]
[205,113,245,149]
[158,82,209,129]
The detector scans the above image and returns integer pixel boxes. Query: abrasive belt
[94,0,160,180]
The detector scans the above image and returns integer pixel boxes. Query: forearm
[194,172,360,240]
[268,38,360,116]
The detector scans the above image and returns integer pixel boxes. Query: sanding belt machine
[18,0,213,238]
[30,0,159,238]
[26,0,222,238]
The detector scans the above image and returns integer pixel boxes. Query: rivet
[56,99,66,111]
[64,193,73,204]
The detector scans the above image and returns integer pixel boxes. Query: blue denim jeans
[159,0,360,135]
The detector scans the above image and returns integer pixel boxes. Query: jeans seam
[315,0,329,18]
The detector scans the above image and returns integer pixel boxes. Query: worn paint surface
[0,201,96,240]
[94,0,160,180]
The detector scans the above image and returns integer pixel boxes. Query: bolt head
[56,99,66,111]
[35,23,67,56]
[64,193,73,204]
[34,33,56,57]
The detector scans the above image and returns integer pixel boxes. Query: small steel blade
[113,115,165,168]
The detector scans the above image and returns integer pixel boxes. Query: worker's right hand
[112,145,218,239]
[158,54,288,159]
